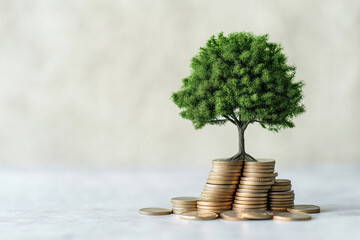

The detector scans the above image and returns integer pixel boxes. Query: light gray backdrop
[0,0,359,166]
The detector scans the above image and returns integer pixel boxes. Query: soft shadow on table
[320,204,360,216]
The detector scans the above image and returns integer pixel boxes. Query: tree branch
[209,119,227,123]
[251,118,261,123]
[223,115,236,125]
[242,121,250,130]
[231,112,241,126]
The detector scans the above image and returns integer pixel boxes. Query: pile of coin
[171,197,200,214]
[268,179,295,211]
[197,159,243,213]
[233,159,277,211]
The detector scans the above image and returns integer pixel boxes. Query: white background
[0,0,359,166]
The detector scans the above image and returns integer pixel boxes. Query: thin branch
[251,118,261,123]
[209,119,227,123]
[223,115,236,125]
[231,112,241,126]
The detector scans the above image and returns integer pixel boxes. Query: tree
[172,32,305,161]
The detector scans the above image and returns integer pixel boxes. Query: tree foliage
[172,32,305,132]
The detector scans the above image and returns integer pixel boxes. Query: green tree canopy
[172,32,305,161]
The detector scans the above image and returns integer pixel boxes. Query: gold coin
[271,183,291,188]
[201,190,234,195]
[201,194,233,199]
[207,179,239,184]
[198,209,225,214]
[173,208,197,214]
[270,185,292,191]
[269,207,288,212]
[139,207,172,215]
[270,204,294,208]
[173,208,196,213]
[211,168,242,173]
[241,177,275,182]
[201,190,234,196]
[235,192,268,197]
[234,198,268,203]
[171,197,200,204]
[287,204,320,214]
[242,172,278,178]
[269,198,294,202]
[172,201,198,205]
[234,200,267,204]
[173,207,197,211]
[173,210,194,215]
[269,194,294,199]
[211,167,243,172]
[269,204,294,208]
[234,197,268,201]
[202,189,234,195]
[208,176,240,181]
[270,199,295,203]
[205,184,238,189]
[245,159,275,165]
[269,190,294,195]
[239,180,274,186]
[273,212,311,221]
[243,168,274,173]
[238,185,272,190]
[212,163,243,168]
[200,197,232,201]
[172,203,198,208]
[203,187,236,193]
[233,207,268,211]
[212,159,243,165]
[236,188,269,193]
[274,179,291,185]
[197,201,233,206]
[233,203,267,208]
[269,199,294,203]
[240,209,273,220]
[201,192,234,197]
[269,194,295,199]
[243,165,275,172]
[201,196,233,201]
[197,205,232,210]
[235,207,268,211]
[209,172,241,177]
[220,210,247,220]
[180,211,218,220]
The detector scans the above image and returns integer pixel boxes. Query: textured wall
[0,0,359,166]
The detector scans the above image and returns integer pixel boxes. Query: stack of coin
[171,197,200,214]
[268,179,295,212]
[233,159,277,211]
[198,159,243,213]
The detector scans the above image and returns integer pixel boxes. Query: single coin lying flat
[171,196,200,204]
[245,159,275,165]
[180,211,218,220]
[287,204,320,213]
[139,207,172,215]
[240,209,273,220]
[273,212,311,221]
[220,210,246,221]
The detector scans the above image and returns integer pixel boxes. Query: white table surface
[1,163,360,240]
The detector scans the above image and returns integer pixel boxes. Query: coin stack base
[198,159,243,213]
[233,159,276,211]
[268,179,294,212]
[171,197,200,214]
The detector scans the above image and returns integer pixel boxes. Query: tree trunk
[238,125,245,156]
[229,123,256,161]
